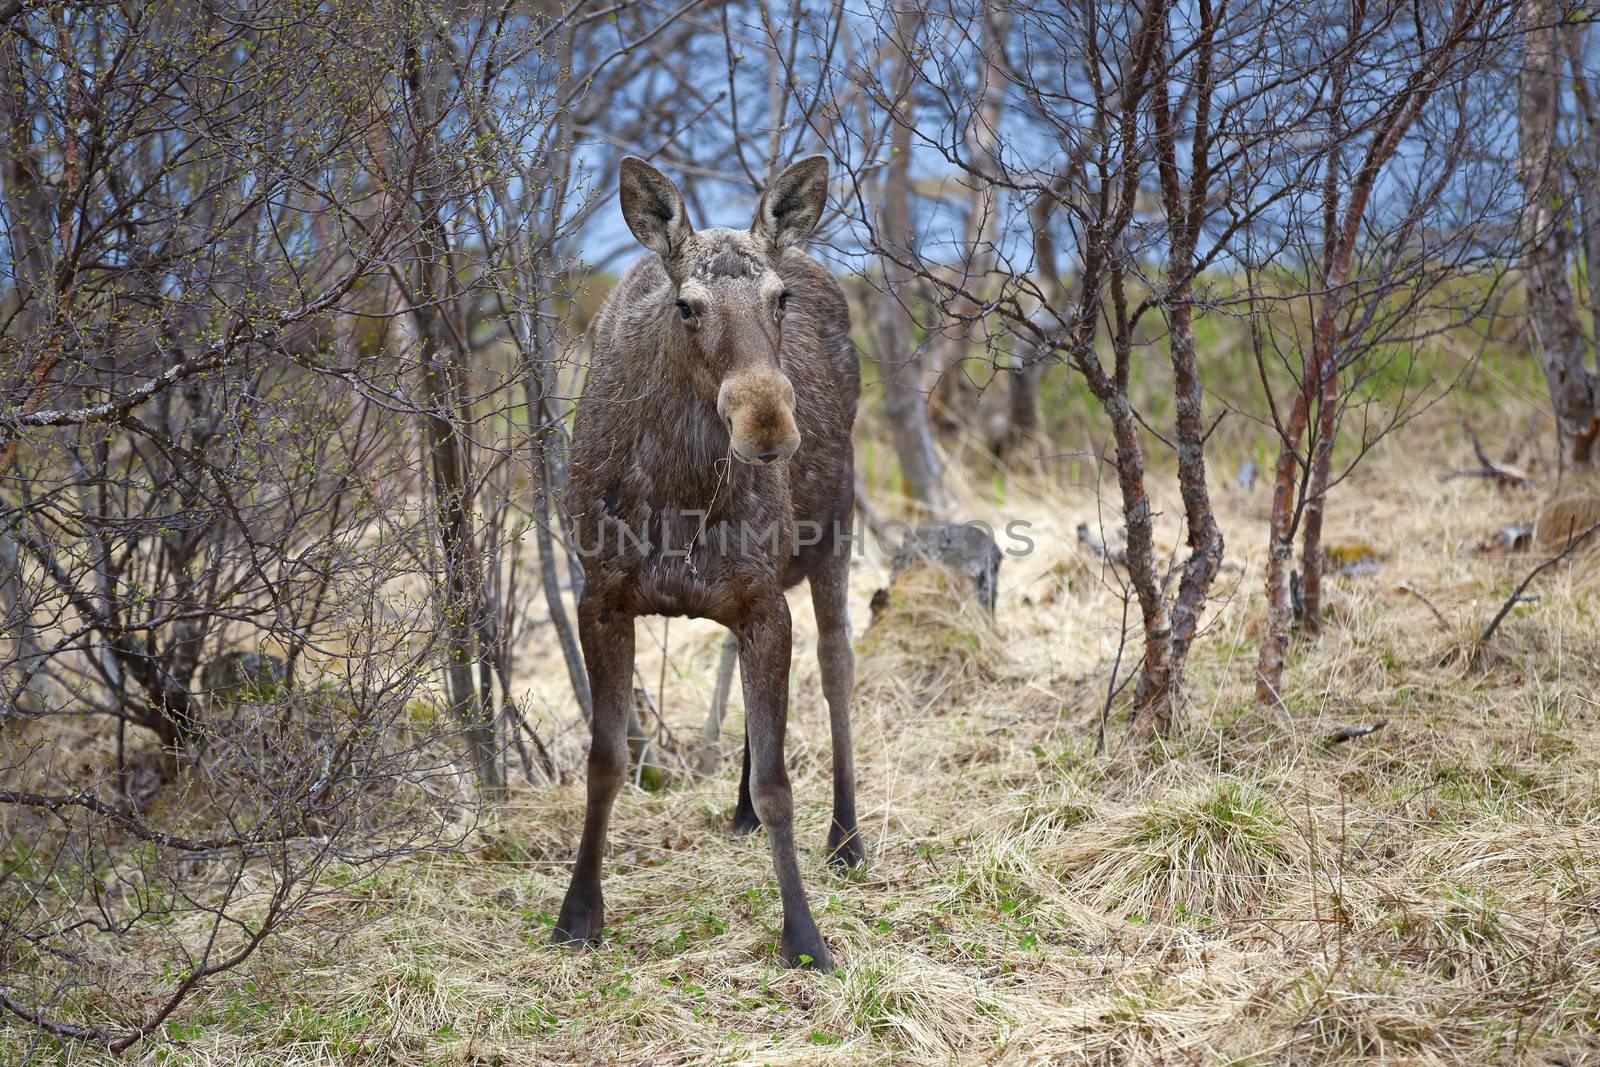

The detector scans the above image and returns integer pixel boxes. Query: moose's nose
[757,450,780,463]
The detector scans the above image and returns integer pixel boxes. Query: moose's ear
[751,155,830,250]
[619,156,692,258]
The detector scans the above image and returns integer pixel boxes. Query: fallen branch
[854,484,891,540]
[1479,517,1600,645]
[1396,582,1451,633]
[1440,423,1532,489]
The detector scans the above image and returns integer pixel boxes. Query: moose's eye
[676,298,696,323]
[776,290,791,316]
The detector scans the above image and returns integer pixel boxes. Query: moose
[551,155,863,970]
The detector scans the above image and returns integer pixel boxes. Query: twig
[1096,588,1137,757]
[1479,517,1600,645]
[1396,582,1451,633]
[0,788,316,853]
[1440,422,1531,489]
[683,454,731,574]
[853,483,890,539]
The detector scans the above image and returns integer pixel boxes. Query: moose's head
[617,154,830,466]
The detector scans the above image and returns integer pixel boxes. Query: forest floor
[12,411,1600,1065]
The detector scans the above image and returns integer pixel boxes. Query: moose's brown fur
[552,155,861,970]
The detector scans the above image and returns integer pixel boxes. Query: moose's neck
[619,320,766,516]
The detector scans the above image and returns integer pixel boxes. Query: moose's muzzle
[718,369,801,466]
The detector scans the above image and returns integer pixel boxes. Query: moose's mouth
[731,441,798,466]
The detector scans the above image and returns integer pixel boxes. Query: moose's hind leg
[552,608,634,949]
[708,628,761,836]
[730,730,762,836]
[812,551,866,869]
[699,629,741,778]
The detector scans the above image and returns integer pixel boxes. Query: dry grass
[11,417,1600,1066]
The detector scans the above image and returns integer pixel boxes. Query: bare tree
[1517,0,1599,470]
[928,0,1010,446]
[1570,21,1600,372]
[1253,0,1521,703]
[838,0,1321,736]
[871,2,951,515]
[0,0,499,1050]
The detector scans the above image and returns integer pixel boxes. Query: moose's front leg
[739,598,834,970]
[552,603,635,949]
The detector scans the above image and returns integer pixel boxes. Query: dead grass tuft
[1057,777,1301,920]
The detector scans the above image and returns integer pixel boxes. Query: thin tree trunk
[405,32,503,797]
[1079,263,1174,736]
[1125,8,1225,736]
[1092,362,1173,736]
[0,34,49,335]
[528,11,591,721]
[1567,26,1600,354]
[1003,361,1042,456]
[459,1,588,727]
[874,1,948,515]
[0,27,70,477]
[1260,161,1344,696]
[1519,0,1599,467]
[417,324,503,796]
[1162,291,1224,692]
[1298,329,1340,633]
[1000,59,1065,462]
[1254,0,1466,701]
[1256,386,1311,704]
[0,524,46,717]
[529,379,591,719]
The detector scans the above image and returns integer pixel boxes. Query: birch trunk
[1518,0,1599,467]
[404,31,504,796]
[874,1,949,515]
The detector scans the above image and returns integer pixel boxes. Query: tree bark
[1298,331,1341,633]
[1164,293,1224,670]
[529,376,591,720]
[1256,375,1310,697]
[1518,0,1599,468]
[1568,26,1600,358]
[415,301,503,797]
[405,31,504,797]
[874,1,949,515]
[1118,3,1227,737]
[525,13,591,721]
[1078,337,1173,737]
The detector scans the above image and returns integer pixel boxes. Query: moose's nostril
[758,450,780,463]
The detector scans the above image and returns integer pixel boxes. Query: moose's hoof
[826,827,868,871]
[729,804,762,837]
[780,921,835,972]
[550,894,604,950]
